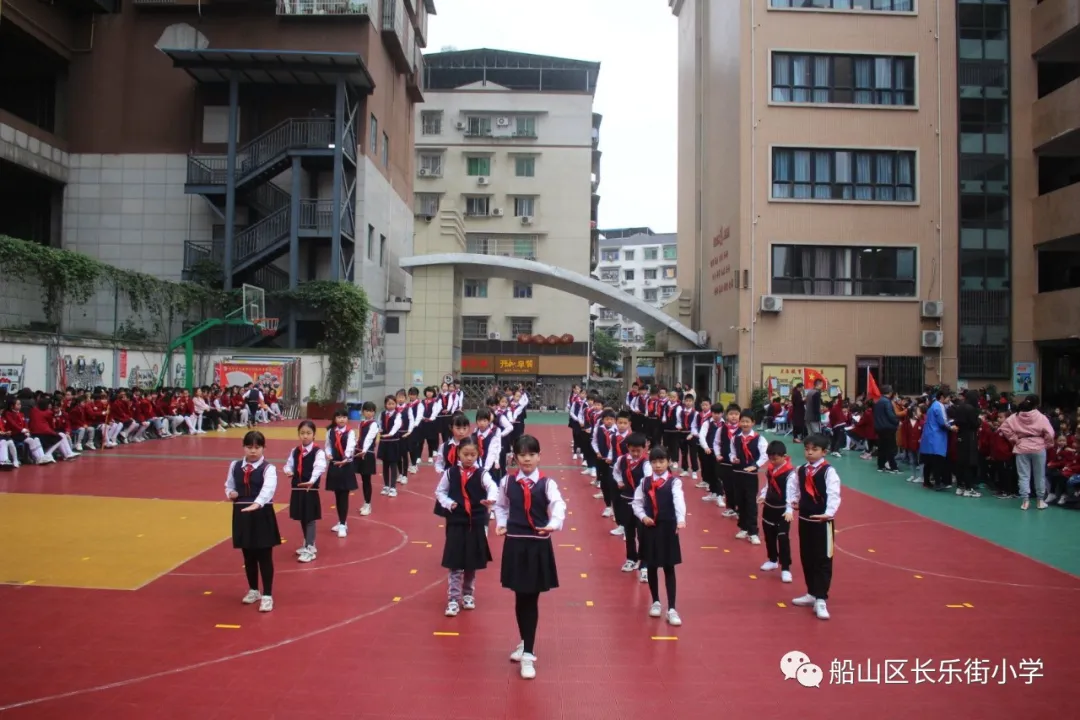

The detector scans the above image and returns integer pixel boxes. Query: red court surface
[0,423,1075,719]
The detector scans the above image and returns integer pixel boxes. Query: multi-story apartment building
[592,229,680,347]
[405,49,600,399]
[1,0,436,398]
[668,0,1080,405]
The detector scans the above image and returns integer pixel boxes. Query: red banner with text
[215,363,285,391]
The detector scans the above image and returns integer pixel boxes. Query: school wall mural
[761,364,846,400]
[58,351,108,391]
[363,310,386,385]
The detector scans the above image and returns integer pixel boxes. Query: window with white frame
[771,244,917,297]
[599,268,619,283]
[421,110,442,135]
[643,247,658,260]
[644,268,658,280]
[624,269,635,281]
[771,147,916,202]
[462,317,488,339]
[381,132,389,167]
[599,308,617,320]
[369,114,378,156]
[415,193,440,216]
[601,249,618,262]
[643,289,658,302]
[515,116,537,137]
[662,266,677,279]
[509,317,534,336]
[419,153,443,175]
[513,196,535,217]
[466,156,491,176]
[624,250,635,261]
[466,116,492,136]
[512,281,533,299]
[465,234,538,257]
[463,279,488,298]
[663,245,678,260]
[465,196,491,216]
[769,0,914,10]
[515,156,536,177]
[661,286,677,299]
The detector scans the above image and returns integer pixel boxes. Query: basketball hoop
[254,318,280,337]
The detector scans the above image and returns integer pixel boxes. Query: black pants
[581,433,597,469]
[598,462,614,508]
[645,418,662,449]
[572,428,588,458]
[922,453,948,488]
[630,414,645,434]
[360,474,373,504]
[334,489,349,524]
[876,431,898,471]
[798,518,834,601]
[719,463,735,507]
[955,462,977,491]
[246,402,259,425]
[830,426,846,453]
[514,592,540,655]
[619,502,641,563]
[241,547,274,595]
[761,504,791,569]
[663,430,682,464]
[701,450,720,495]
[679,435,699,472]
[647,565,677,609]
[437,415,451,445]
[422,421,439,461]
[733,469,759,535]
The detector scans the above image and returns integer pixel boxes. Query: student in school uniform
[712,404,742,518]
[567,386,585,461]
[693,399,718,495]
[29,396,77,462]
[225,430,280,613]
[283,420,326,563]
[613,432,651,580]
[676,394,700,480]
[591,408,618,520]
[605,411,633,537]
[354,401,379,516]
[325,409,358,538]
[376,395,404,498]
[784,432,842,620]
[437,383,454,446]
[661,392,682,466]
[435,437,498,617]
[758,440,796,583]
[418,387,442,465]
[392,389,412,487]
[495,434,565,680]
[632,445,686,626]
[436,413,474,475]
[473,408,504,482]
[489,395,515,475]
[730,410,767,545]
[404,387,422,474]
[244,383,264,428]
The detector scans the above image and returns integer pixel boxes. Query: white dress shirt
[494,469,567,534]
[224,457,278,507]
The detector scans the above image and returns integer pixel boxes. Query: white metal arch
[399,253,703,346]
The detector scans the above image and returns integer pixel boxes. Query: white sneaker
[359,504,372,516]
[520,653,537,679]
[331,523,342,532]
[388,488,398,497]
[589,468,596,478]
[667,609,682,626]
[695,481,709,489]
[610,526,625,536]
[956,488,964,496]
[398,475,408,485]
[648,601,662,618]
[337,525,348,538]
[259,596,274,612]
[639,568,649,583]
[814,599,830,620]
[690,472,698,480]
[510,642,525,662]
[716,496,727,508]
[445,600,460,617]
[462,595,476,610]
[74,444,83,452]
[380,486,390,496]
[760,561,779,572]
[722,510,738,518]
[748,535,761,545]
[701,493,717,502]
[298,549,315,563]
[296,545,307,556]
[735,530,748,539]
[242,589,262,604]
[409,465,418,474]
[581,468,592,476]
[601,507,613,518]
[621,560,637,572]
[781,570,793,583]
[792,594,816,607]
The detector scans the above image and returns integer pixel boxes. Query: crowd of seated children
[0,382,284,470]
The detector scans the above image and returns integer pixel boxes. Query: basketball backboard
[242,284,266,326]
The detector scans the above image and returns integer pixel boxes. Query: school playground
[0,415,1074,719]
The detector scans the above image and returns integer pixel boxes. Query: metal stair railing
[186,117,335,188]
[234,206,291,269]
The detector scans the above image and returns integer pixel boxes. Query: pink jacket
[999,410,1055,455]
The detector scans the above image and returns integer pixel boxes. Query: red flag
[866,369,882,402]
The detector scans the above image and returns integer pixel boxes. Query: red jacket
[87,402,108,424]
[1048,446,1076,472]
[977,420,994,456]
[828,403,846,427]
[68,405,87,429]
[111,399,133,423]
[28,406,56,435]
[137,398,154,421]
[852,412,877,441]
[230,394,244,409]
[900,417,924,452]
[181,398,195,415]
[988,431,1013,463]
[52,409,70,433]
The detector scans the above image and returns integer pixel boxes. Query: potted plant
[305,385,339,420]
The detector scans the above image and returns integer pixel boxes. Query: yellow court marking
[703,529,709,533]
[0,494,235,590]
[867,548,876,553]
[777,602,787,608]
[81,557,91,561]
[392,596,402,602]
[723,549,730,553]
[203,591,213,595]
[585,601,594,607]
[914,574,923,579]
[749,574,758,580]
[963,602,974,608]
[433,631,459,637]
[558,544,574,547]
[571,527,577,531]
[580,573,588,578]
[651,636,678,641]
[410,541,428,545]
[945,604,968,608]
[330,506,336,510]
[438,524,444,528]
[425,544,432,548]
[701,546,718,550]
[409,569,418,574]
[575,547,581,551]
[23,580,36,585]
[215,624,241,629]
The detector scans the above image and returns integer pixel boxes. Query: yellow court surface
[219,425,328,441]
[0,494,238,590]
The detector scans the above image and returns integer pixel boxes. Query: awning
[159,48,376,91]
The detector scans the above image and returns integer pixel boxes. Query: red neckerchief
[804,462,824,502]
[241,462,255,495]
[447,442,457,466]
[768,460,793,496]
[647,472,669,516]
[459,465,476,525]
[623,455,645,490]
[296,443,312,466]
[475,430,487,459]
[382,412,394,434]
[333,426,347,458]
[615,432,627,457]
[513,473,538,532]
[739,432,757,464]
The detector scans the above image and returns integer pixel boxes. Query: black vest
[380,410,400,438]
[291,446,320,488]
[473,428,496,467]
[733,433,763,466]
[596,426,615,457]
[764,463,793,507]
[328,426,351,461]
[797,462,831,517]
[641,474,676,522]
[617,456,648,499]
[358,420,376,452]
[232,461,268,504]
[702,418,720,450]
[444,466,489,525]
[505,475,551,537]
[247,388,260,402]
[718,423,739,463]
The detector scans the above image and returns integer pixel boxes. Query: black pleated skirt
[232,503,282,550]
[325,462,358,491]
[377,438,401,465]
[441,522,493,571]
[500,536,559,594]
[640,521,682,567]
[354,452,376,476]
[289,487,322,523]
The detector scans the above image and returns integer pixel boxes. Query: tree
[592,328,621,376]
[642,331,656,351]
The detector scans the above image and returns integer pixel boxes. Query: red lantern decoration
[532,334,546,344]
[560,334,574,344]
[546,335,559,344]
[517,334,530,343]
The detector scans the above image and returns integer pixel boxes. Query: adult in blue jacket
[919,391,953,490]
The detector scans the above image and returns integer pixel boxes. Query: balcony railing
[186,118,334,187]
[1033,77,1080,154]
[299,200,335,234]
[276,0,375,17]
[381,0,411,71]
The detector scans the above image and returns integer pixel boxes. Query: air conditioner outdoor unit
[760,295,783,313]
[421,214,434,222]
[921,330,945,348]
[520,215,533,225]
[496,117,511,127]
[455,121,466,130]
[477,176,490,185]
[418,168,429,177]
[489,331,502,340]
[921,300,945,318]
[490,208,504,217]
